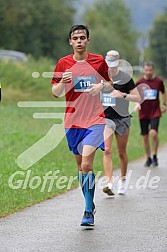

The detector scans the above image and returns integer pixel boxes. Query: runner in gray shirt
[102,50,140,195]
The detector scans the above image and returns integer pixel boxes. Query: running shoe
[81,211,94,226]
[117,179,126,195]
[144,157,152,167]
[103,185,115,196]
[152,155,158,166]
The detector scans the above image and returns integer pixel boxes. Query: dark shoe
[152,155,158,166]
[103,186,115,196]
[144,157,152,167]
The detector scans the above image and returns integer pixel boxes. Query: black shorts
[140,117,160,135]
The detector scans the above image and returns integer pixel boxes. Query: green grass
[0,59,167,218]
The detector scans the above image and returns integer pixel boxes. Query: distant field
[0,59,167,218]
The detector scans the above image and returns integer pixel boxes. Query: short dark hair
[144,61,154,69]
[69,25,89,39]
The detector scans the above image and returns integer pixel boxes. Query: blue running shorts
[65,124,105,155]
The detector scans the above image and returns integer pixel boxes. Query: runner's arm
[161,90,166,113]
[52,70,72,97]
[123,87,141,103]
[52,81,65,97]
[89,80,113,96]
[110,87,141,103]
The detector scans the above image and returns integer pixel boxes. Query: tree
[0,0,74,60]
[83,0,139,65]
[149,8,167,77]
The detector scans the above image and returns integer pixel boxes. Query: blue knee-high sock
[78,171,95,213]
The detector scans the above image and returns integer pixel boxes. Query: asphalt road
[0,145,167,252]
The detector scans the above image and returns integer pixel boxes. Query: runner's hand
[161,104,166,113]
[133,103,141,112]
[89,83,103,96]
[110,90,123,98]
[61,69,72,83]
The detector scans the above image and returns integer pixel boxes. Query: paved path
[0,145,167,252]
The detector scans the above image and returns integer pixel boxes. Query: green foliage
[0,0,74,60]
[149,8,167,77]
[0,56,55,101]
[84,0,139,64]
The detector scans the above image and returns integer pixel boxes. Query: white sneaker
[117,179,126,195]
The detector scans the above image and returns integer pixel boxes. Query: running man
[136,61,166,167]
[102,50,140,195]
[51,25,112,226]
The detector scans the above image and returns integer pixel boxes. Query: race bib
[101,93,116,107]
[73,75,96,92]
[144,89,157,100]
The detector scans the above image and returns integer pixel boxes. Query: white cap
[105,50,120,67]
